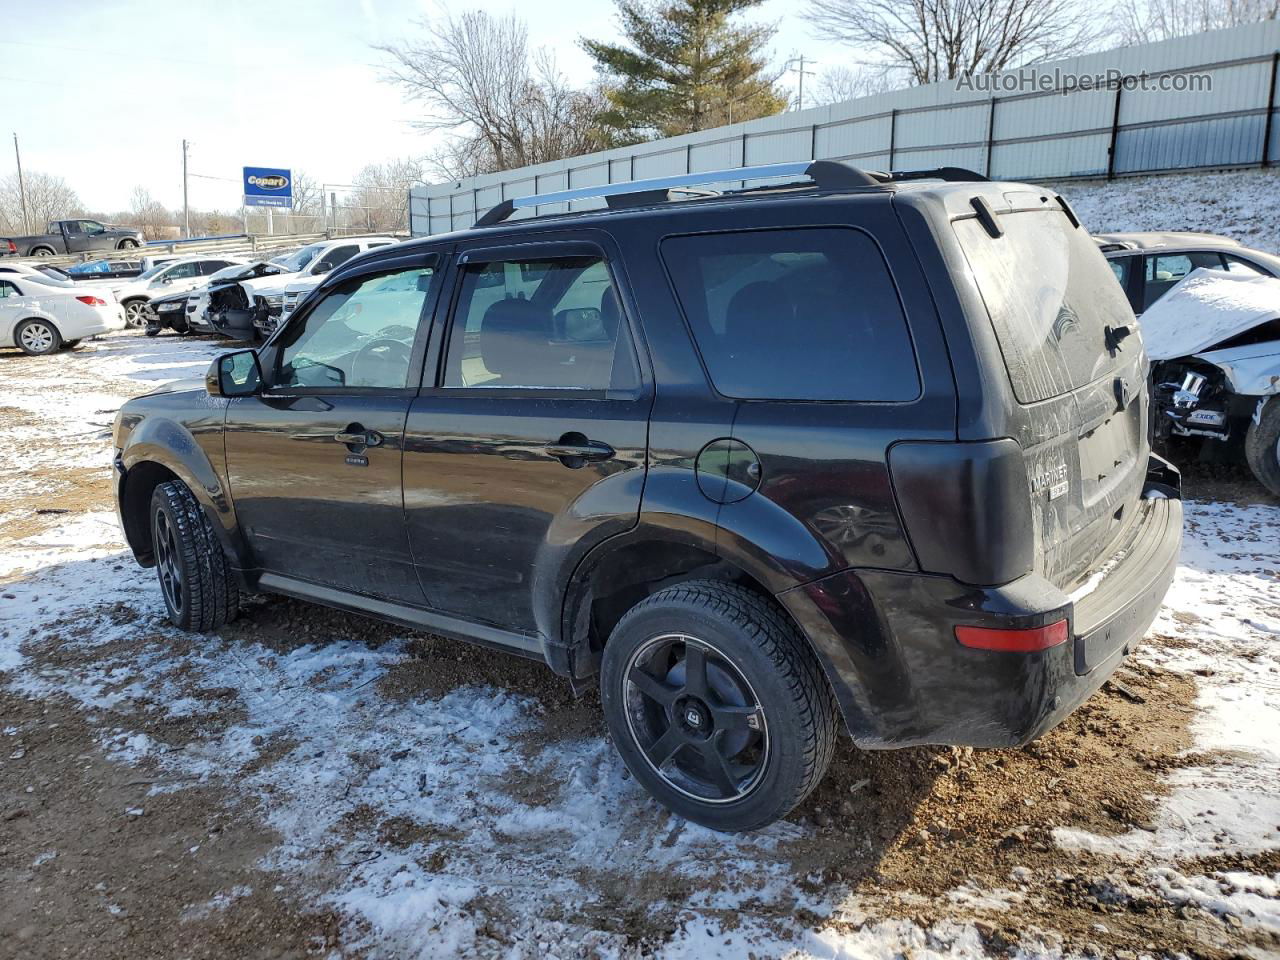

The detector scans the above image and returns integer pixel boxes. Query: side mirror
[206,349,262,398]
[312,260,334,275]
[160,276,173,285]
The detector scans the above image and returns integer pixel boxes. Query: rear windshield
[954,209,1133,404]
[661,227,919,402]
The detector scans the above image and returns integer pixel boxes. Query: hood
[1140,268,1280,360]
[137,378,206,399]
[283,274,324,296]
[212,260,288,284]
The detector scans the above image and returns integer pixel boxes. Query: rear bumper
[778,459,1182,749]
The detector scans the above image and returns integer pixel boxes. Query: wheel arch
[119,419,248,572]
[558,525,810,682]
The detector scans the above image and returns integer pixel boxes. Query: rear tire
[1245,398,1280,498]
[149,481,239,631]
[14,318,61,355]
[117,238,140,250]
[123,299,149,328]
[601,579,837,832]
[31,247,55,257]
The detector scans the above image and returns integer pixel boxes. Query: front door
[403,237,651,640]
[223,252,444,603]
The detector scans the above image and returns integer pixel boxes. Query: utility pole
[786,55,817,112]
[13,133,30,234]
[181,139,190,238]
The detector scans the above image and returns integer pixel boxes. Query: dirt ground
[2,333,1278,959]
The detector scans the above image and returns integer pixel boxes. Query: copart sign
[243,167,293,208]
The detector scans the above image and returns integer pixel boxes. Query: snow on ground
[1055,167,1280,254]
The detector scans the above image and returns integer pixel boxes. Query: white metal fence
[410,20,1280,237]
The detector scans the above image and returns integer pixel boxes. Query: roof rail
[881,166,989,183]
[473,160,878,227]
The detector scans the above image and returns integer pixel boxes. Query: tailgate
[953,202,1150,590]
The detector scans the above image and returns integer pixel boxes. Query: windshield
[275,244,324,273]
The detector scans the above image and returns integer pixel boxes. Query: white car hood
[1141,268,1280,360]
[283,275,323,296]
[239,273,298,296]
[1195,342,1280,396]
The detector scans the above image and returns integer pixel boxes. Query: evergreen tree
[582,0,787,140]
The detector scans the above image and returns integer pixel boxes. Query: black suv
[113,161,1182,832]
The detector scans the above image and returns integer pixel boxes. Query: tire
[117,238,140,249]
[149,481,239,631]
[122,299,150,328]
[144,324,161,338]
[1245,397,1280,498]
[14,318,62,355]
[30,246,55,257]
[601,579,837,832]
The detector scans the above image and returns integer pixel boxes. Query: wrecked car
[189,259,291,339]
[1143,268,1280,496]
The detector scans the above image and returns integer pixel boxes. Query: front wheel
[1245,398,1280,498]
[14,318,62,355]
[601,580,837,832]
[150,481,239,631]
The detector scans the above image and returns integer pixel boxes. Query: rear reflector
[956,619,1069,653]
[76,295,107,306]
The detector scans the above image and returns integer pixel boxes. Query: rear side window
[954,210,1134,404]
[661,228,919,401]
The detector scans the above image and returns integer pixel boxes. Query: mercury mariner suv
[113,161,1183,832]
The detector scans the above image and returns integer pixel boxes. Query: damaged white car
[1144,268,1280,495]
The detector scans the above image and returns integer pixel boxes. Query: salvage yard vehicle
[1098,231,1280,316]
[1,218,144,257]
[113,255,244,327]
[143,289,194,337]
[1,272,125,354]
[113,161,1182,832]
[1143,268,1280,496]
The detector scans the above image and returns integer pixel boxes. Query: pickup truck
[1,219,145,258]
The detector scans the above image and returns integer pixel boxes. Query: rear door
[952,202,1148,590]
[402,234,651,640]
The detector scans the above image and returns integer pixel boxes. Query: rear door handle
[544,439,615,463]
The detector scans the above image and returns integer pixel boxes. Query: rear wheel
[150,481,238,631]
[117,238,139,249]
[15,319,61,355]
[31,247,55,257]
[123,299,149,328]
[1245,398,1280,498]
[601,580,837,832]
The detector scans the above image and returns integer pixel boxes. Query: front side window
[275,261,438,390]
[442,254,636,391]
[661,228,919,402]
[163,262,201,281]
[82,220,105,236]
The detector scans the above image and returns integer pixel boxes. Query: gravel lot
[1,330,1278,959]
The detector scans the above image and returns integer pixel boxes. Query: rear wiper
[1105,324,1132,353]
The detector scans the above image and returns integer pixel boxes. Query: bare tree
[0,171,84,234]
[128,186,174,240]
[1112,0,1278,43]
[288,171,322,234]
[813,64,899,104]
[375,8,613,178]
[349,158,425,233]
[805,0,1100,86]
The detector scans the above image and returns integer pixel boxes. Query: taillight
[76,295,107,306]
[956,619,1069,653]
[5,240,14,254]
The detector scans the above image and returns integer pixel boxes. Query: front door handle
[544,437,615,465]
[334,429,383,448]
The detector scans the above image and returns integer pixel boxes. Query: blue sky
[2,0,852,212]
